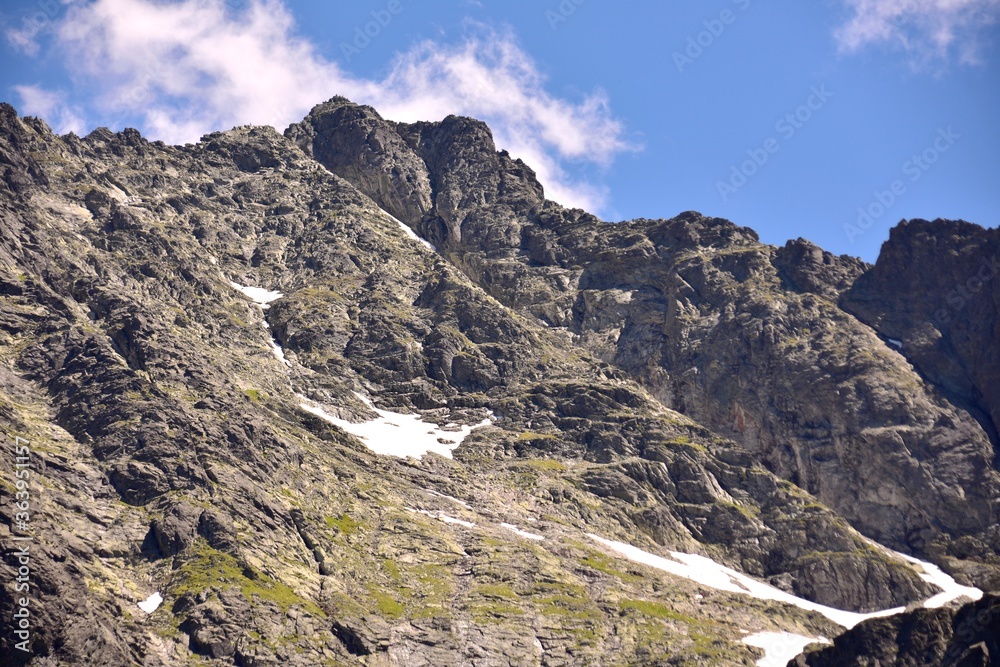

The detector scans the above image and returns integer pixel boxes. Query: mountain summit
[0,99,997,666]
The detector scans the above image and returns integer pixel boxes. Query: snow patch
[230,281,290,366]
[855,537,984,609]
[405,507,475,528]
[590,532,985,666]
[586,535,906,628]
[297,393,491,459]
[379,208,436,251]
[501,523,544,541]
[890,550,983,608]
[426,489,472,509]
[138,591,163,614]
[229,281,283,308]
[887,338,903,349]
[270,337,290,366]
[742,632,829,667]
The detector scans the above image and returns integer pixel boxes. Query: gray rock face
[841,219,1000,466]
[0,98,994,666]
[291,98,1000,586]
[774,237,869,299]
[287,98,434,225]
[790,593,1000,667]
[287,98,545,253]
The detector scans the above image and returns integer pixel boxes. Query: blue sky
[1,0,998,262]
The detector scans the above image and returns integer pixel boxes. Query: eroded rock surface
[791,593,1000,667]
[0,99,994,666]
[290,98,1000,583]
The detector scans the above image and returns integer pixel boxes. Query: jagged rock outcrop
[790,593,1000,666]
[841,219,1000,465]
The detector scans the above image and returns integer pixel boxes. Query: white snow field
[890,549,983,608]
[229,281,283,307]
[138,591,163,614]
[425,489,473,509]
[587,533,984,666]
[269,337,289,366]
[587,533,907,629]
[501,523,545,541]
[405,507,475,528]
[229,281,290,365]
[742,632,829,667]
[379,208,436,251]
[297,392,491,459]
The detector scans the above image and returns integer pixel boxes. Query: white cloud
[368,35,627,210]
[7,24,43,57]
[55,0,342,137]
[835,0,1000,67]
[5,0,66,57]
[13,85,86,135]
[41,0,631,212]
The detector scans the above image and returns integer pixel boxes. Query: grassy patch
[532,581,600,624]
[325,513,362,535]
[295,287,345,303]
[524,458,566,471]
[619,599,692,622]
[372,591,405,618]
[517,432,559,442]
[367,557,455,620]
[468,600,525,624]
[537,594,601,621]
[718,499,760,519]
[380,558,402,580]
[170,540,324,616]
[410,562,454,619]
[474,584,519,600]
[579,551,643,584]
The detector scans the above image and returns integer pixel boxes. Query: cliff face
[289,99,1000,579]
[0,98,995,666]
[841,219,1000,465]
[791,593,1000,667]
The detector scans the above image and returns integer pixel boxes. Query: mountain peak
[0,99,996,666]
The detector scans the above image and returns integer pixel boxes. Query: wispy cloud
[834,0,1000,67]
[7,22,44,56]
[5,0,65,57]
[13,85,86,134]
[370,34,629,211]
[23,0,631,212]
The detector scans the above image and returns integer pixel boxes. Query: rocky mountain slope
[0,98,996,666]
[791,592,1000,666]
[288,97,1000,586]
